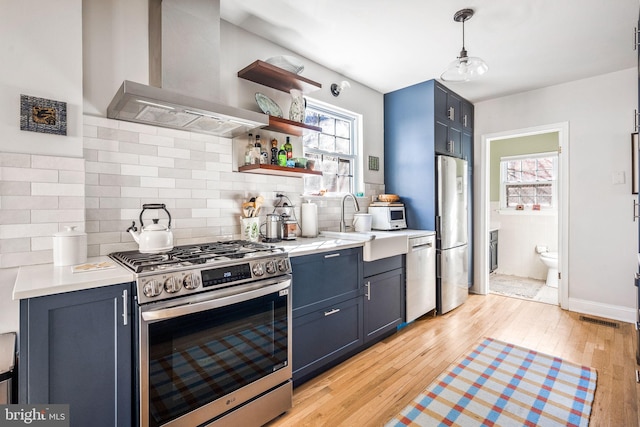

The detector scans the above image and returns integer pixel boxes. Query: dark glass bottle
[270,139,278,165]
[278,146,287,167]
[284,136,293,159]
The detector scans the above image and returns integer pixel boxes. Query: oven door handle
[140,278,291,322]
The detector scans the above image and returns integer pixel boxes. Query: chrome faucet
[340,193,360,232]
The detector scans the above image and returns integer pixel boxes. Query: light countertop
[13,256,135,300]
[13,229,435,300]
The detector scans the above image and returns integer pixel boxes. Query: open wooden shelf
[238,60,322,94]
[264,116,322,136]
[238,164,322,177]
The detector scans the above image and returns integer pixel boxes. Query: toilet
[536,246,558,288]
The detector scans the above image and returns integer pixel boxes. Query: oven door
[138,276,292,427]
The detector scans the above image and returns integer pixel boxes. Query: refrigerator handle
[435,215,441,241]
[436,252,441,279]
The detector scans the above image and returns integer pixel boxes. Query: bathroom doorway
[475,123,569,309]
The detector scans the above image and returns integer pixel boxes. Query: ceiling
[221,0,639,103]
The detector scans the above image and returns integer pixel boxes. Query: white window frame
[499,152,558,210]
[302,99,361,196]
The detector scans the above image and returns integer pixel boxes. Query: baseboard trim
[568,297,635,324]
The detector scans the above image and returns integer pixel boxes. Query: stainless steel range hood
[106,0,267,138]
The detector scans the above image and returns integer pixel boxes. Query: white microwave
[368,205,407,230]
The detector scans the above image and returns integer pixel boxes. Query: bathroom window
[302,100,360,195]
[500,153,557,209]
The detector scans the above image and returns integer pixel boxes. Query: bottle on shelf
[284,136,293,160]
[278,145,287,167]
[254,134,263,165]
[270,138,279,165]
[244,133,254,165]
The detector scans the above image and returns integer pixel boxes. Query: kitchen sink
[320,231,408,261]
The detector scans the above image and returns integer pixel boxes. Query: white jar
[53,226,87,266]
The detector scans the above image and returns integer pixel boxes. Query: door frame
[473,122,569,309]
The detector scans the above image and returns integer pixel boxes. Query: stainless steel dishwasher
[406,234,436,322]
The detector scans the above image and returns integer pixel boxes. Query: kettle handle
[140,203,172,229]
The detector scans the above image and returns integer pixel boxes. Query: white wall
[0,0,83,157]
[475,68,638,321]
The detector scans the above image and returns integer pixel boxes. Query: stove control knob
[164,276,182,293]
[183,273,201,290]
[277,259,289,272]
[252,263,265,276]
[143,279,163,298]
[265,260,277,275]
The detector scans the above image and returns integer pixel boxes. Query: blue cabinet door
[19,283,133,427]
[363,267,404,343]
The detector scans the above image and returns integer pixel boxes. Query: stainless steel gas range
[110,240,293,427]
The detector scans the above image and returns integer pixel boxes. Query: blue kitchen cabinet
[384,79,474,284]
[19,282,133,427]
[363,255,405,344]
[291,248,363,385]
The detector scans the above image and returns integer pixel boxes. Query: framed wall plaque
[20,95,67,135]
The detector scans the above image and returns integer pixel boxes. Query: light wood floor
[267,294,640,426]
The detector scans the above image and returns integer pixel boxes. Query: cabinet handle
[463,114,468,127]
[447,140,454,153]
[635,27,639,50]
[324,308,340,316]
[635,110,640,131]
[634,201,639,222]
[324,253,340,259]
[365,281,371,301]
[122,289,128,326]
[448,106,455,121]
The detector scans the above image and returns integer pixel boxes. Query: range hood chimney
[107,0,267,137]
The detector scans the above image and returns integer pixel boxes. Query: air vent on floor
[579,315,620,328]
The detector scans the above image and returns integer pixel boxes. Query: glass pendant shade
[441,52,489,82]
[440,8,488,82]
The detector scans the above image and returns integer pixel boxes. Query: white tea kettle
[127,204,174,253]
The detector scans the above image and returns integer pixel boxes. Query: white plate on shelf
[265,55,304,74]
[255,93,283,118]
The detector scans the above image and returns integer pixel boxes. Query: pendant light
[440,8,488,82]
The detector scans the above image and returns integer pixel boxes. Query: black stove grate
[109,240,281,274]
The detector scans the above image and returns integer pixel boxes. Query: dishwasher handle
[411,242,433,251]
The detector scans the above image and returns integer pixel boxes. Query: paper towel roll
[301,202,318,237]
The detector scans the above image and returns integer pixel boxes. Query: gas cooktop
[109,240,284,275]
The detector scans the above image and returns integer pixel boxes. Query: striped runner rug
[386,338,597,427]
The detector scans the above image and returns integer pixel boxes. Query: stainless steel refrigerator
[436,155,468,314]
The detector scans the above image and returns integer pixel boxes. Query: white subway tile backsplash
[140,177,175,188]
[31,209,84,224]
[121,187,159,198]
[84,137,120,152]
[0,238,31,253]
[175,138,205,152]
[121,164,158,177]
[86,161,121,175]
[32,183,84,197]
[158,188,192,199]
[0,223,58,239]
[140,155,174,168]
[192,208,220,218]
[99,150,139,165]
[0,250,52,268]
[0,210,30,224]
[99,198,142,209]
[158,146,191,160]
[119,141,158,156]
[100,174,140,187]
[31,236,53,251]
[0,153,30,167]
[2,196,58,210]
[157,127,191,140]
[1,167,58,182]
[98,126,138,143]
[175,159,206,170]
[158,167,191,179]
[175,179,206,189]
[32,155,84,171]
[139,133,175,147]
[59,170,85,184]
[86,185,120,198]
[59,196,86,209]
[83,124,98,138]
[118,120,158,135]
[0,181,30,195]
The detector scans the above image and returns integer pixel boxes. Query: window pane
[520,186,535,204]
[335,119,350,138]
[319,134,335,151]
[507,170,521,181]
[537,158,553,180]
[304,111,320,127]
[318,116,335,134]
[303,133,319,149]
[338,158,351,176]
[335,137,350,154]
